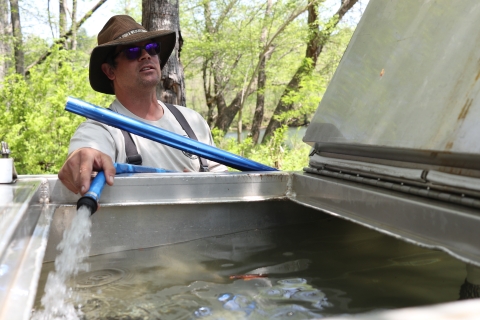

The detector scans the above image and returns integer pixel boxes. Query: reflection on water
[34,217,465,319]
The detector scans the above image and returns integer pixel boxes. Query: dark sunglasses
[113,42,161,60]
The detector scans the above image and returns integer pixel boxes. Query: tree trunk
[9,0,22,75]
[0,0,11,80]
[143,0,186,107]
[262,0,358,143]
[202,1,216,127]
[202,60,216,128]
[214,86,256,133]
[71,0,77,50]
[47,0,55,38]
[250,0,273,145]
[237,67,250,143]
[214,92,242,133]
[59,0,67,40]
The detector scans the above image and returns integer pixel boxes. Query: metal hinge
[39,179,50,204]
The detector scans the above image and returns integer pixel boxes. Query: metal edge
[308,143,480,171]
[0,204,47,320]
[309,153,426,181]
[323,298,480,320]
[314,151,480,179]
[0,181,41,261]
[290,172,480,267]
[28,172,291,205]
[427,170,480,192]
[22,205,56,320]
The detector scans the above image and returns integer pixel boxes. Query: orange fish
[229,274,268,280]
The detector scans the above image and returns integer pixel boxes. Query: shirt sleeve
[68,119,118,163]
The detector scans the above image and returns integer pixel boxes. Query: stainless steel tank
[2,0,480,318]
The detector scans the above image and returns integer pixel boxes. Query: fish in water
[229,274,268,280]
[247,259,311,275]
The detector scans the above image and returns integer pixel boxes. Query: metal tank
[1,0,480,318]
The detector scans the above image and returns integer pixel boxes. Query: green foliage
[181,0,310,126]
[0,46,113,174]
[274,25,354,126]
[211,127,226,147]
[113,0,142,22]
[75,28,98,53]
[213,125,311,171]
[181,0,357,131]
[23,34,50,68]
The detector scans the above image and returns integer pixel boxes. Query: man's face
[103,40,162,94]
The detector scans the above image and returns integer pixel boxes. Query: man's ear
[101,63,116,80]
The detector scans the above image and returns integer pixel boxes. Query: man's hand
[58,148,116,195]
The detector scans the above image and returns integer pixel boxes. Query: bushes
[213,126,311,171]
[0,47,113,174]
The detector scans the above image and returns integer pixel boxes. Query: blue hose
[66,97,277,172]
[77,163,173,214]
[115,163,173,174]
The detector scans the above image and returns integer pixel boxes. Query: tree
[262,0,358,142]
[250,0,273,145]
[59,0,67,39]
[25,0,108,74]
[186,0,310,135]
[9,0,23,75]
[0,0,11,80]
[217,3,311,134]
[116,0,141,21]
[198,0,239,127]
[71,0,77,50]
[143,0,186,106]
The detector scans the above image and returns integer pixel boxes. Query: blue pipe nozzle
[77,196,98,214]
[77,171,106,214]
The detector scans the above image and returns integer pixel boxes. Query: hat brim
[89,30,176,94]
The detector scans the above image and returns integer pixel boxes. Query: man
[59,15,227,195]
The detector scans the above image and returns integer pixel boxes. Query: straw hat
[89,15,176,94]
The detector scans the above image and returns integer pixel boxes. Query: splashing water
[32,206,92,320]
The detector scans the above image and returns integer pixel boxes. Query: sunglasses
[113,42,161,60]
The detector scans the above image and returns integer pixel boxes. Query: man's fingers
[99,153,116,186]
[58,170,80,194]
[58,148,116,195]
[59,149,86,194]
[78,163,94,194]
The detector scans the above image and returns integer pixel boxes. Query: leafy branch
[25,0,108,75]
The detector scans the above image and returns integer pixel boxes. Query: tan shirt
[69,99,228,172]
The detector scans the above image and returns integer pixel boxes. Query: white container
[0,158,13,183]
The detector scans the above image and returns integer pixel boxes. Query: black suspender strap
[108,108,143,165]
[164,103,209,172]
[121,130,143,165]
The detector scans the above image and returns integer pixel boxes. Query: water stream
[32,206,92,320]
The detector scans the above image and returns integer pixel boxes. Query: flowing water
[32,207,92,320]
[33,215,466,319]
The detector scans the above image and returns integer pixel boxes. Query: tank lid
[304,0,480,172]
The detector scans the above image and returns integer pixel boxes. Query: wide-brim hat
[89,15,176,94]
